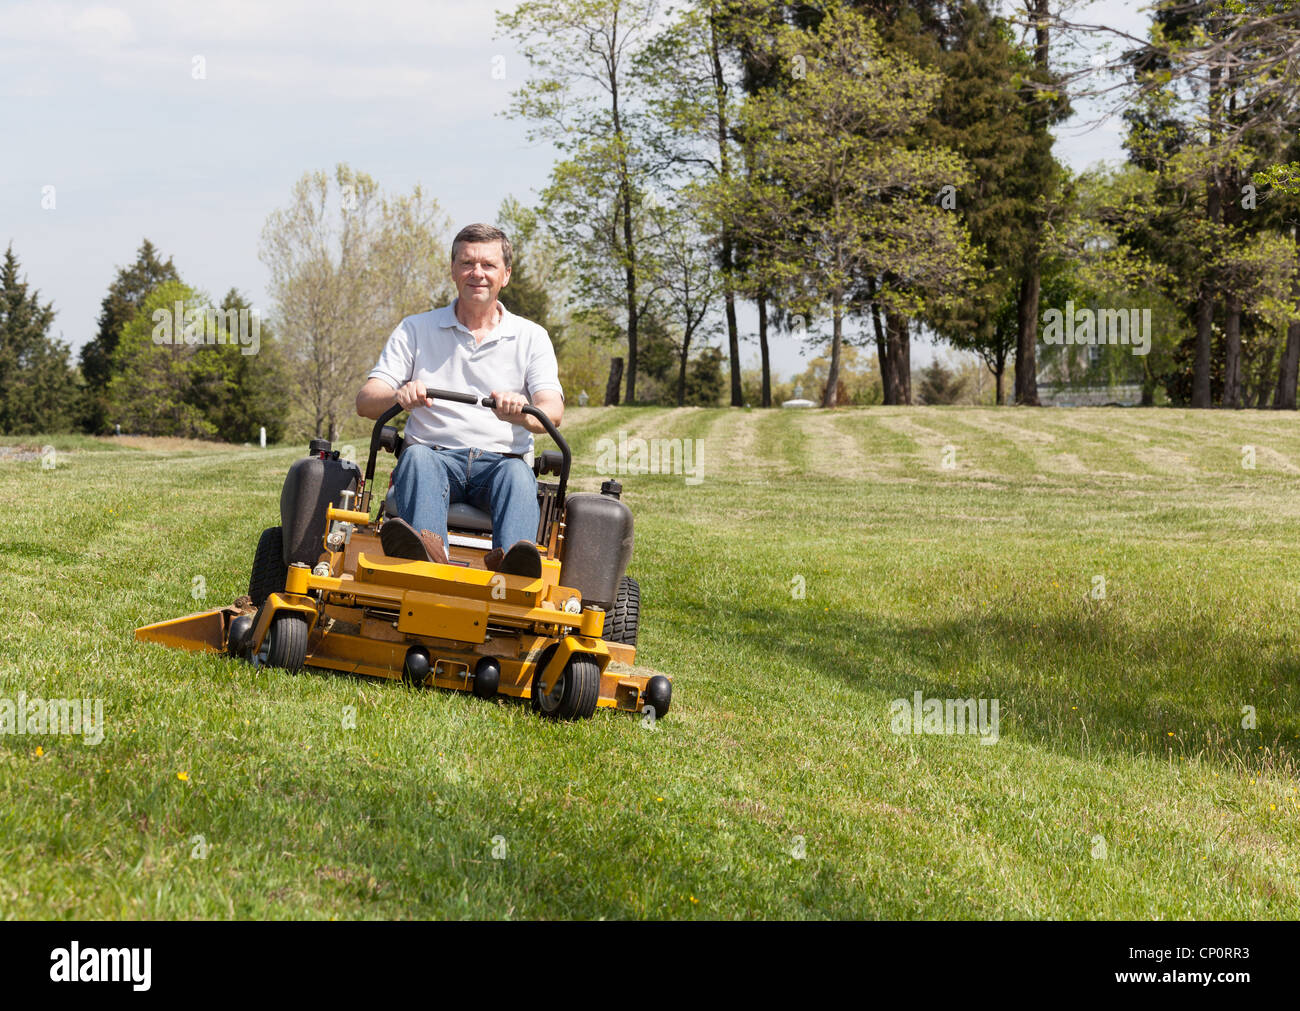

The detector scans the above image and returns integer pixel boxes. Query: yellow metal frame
[136,501,664,716]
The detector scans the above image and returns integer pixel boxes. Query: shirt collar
[439,299,520,340]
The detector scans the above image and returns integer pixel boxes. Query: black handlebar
[363,388,570,513]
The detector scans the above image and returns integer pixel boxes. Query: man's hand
[489,390,529,423]
[395,380,433,412]
[355,377,431,420]
[489,389,563,435]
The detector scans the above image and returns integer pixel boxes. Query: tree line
[5,1,1298,438]
[498,0,1300,408]
[0,240,285,440]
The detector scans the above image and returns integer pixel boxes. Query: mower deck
[136,529,647,712]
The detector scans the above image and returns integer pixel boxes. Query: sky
[1,0,1153,385]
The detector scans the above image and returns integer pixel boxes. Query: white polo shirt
[367,300,564,455]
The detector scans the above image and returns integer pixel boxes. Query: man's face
[452,241,511,309]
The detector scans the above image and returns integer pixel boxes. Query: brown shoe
[380,518,449,565]
[417,529,450,565]
[483,540,542,578]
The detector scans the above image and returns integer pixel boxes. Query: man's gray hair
[451,223,513,270]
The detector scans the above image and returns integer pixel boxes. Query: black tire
[248,526,288,607]
[601,575,640,646]
[265,613,309,672]
[533,653,601,721]
[226,614,255,658]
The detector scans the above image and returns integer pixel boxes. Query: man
[355,222,564,577]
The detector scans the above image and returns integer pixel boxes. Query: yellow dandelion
[34,746,43,757]
[689,895,699,904]
[177,771,189,781]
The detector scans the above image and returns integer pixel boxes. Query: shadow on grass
[672,598,1300,774]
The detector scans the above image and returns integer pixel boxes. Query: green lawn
[2,405,1299,918]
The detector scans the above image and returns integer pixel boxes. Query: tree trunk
[1141,356,1156,407]
[610,76,638,404]
[1015,251,1041,406]
[622,216,638,404]
[604,357,624,407]
[872,299,892,404]
[758,293,771,407]
[1255,343,1276,408]
[1011,0,1051,409]
[723,246,741,407]
[1223,294,1242,408]
[994,341,1007,406]
[824,292,843,408]
[884,311,910,406]
[1193,285,1214,408]
[677,340,689,407]
[708,9,741,408]
[1280,321,1300,410]
[1277,229,1300,410]
[1194,54,1223,409]
[898,317,912,404]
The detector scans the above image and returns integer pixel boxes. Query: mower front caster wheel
[264,613,309,672]
[533,654,600,721]
[226,613,255,658]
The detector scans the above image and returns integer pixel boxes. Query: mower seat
[383,488,493,534]
[448,502,493,533]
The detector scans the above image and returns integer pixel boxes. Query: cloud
[0,0,518,101]
[0,3,136,46]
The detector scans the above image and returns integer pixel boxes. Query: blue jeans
[389,445,539,551]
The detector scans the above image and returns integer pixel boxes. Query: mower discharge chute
[135,389,671,721]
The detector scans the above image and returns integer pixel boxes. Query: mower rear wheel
[533,653,600,721]
[602,575,640,646]
[248,526,288,607]
[265,613,309,672]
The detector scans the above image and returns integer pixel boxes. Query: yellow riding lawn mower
[135,389,671,721]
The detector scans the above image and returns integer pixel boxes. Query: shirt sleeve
[524,328,564,401]
[367,320,415,390]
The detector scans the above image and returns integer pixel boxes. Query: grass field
[3,405,1300,919]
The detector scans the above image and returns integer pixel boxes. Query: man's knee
[497,457,536,497]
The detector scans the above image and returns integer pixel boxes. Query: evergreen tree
[913,3,1047,406]
[685,345,726,405]
[189,289,288,443]
[80,240,180,432]
[0,245,77,434]
[106,281,211,438]
[918,358,967,405]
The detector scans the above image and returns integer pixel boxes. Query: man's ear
[501,266,512,289]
